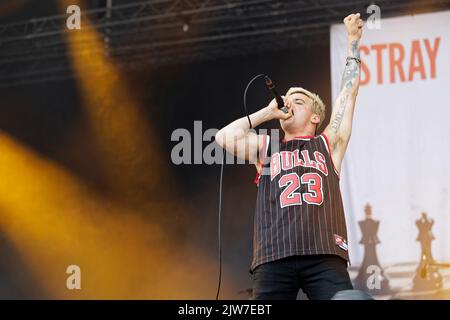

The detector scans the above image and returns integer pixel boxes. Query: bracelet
[346,56,361,64]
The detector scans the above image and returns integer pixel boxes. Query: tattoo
[340,40,361,91]
[351,40,360,59]
[330,94,348,133]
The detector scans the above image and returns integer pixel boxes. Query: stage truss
[1,0,450,87]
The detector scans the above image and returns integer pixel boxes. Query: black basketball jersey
[251,133,349,272]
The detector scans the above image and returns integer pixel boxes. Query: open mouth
[285,114,295,122]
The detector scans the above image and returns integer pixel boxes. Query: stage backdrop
[330,10,450,266]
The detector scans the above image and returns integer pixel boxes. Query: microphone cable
[215,74,266,300]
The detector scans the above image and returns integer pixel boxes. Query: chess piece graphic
[354,203,390,294]
[413,212,443,290]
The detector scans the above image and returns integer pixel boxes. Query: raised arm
[323,13,364,174]
[215,98,293,168]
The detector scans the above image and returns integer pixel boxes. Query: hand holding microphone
[264,76,293,120]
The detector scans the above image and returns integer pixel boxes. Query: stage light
[0,131,231,298]
[61,0,173,205]
[0,0,240,300]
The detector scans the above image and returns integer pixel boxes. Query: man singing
[215,13,363,299]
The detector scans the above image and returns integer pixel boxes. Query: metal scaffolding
[0,0,450,87]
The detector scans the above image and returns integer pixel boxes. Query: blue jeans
[252,255,353,300]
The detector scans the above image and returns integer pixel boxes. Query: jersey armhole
[320,132,340,178]
[254,135,270,185]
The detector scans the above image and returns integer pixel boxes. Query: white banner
[330,10,450,266]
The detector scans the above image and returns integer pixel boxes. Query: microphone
[264,76,289,114]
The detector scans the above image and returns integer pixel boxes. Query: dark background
[0,12,330,299]
[0,50,331,299]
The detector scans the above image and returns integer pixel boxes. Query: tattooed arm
[215,98,293,166]
[323,13,364,174]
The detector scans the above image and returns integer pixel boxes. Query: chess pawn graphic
[413,212,443,291]
[354,204,390,294]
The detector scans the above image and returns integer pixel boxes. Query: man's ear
[311,113,320,125]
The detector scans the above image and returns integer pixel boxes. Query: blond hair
[286,87,326,129]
